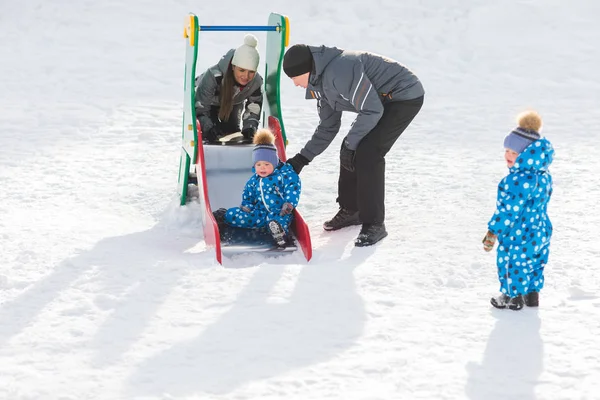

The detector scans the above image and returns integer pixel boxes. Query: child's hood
[511,137,554,173]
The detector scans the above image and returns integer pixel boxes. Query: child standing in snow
[214,129,301,247]
[483,110,554,311]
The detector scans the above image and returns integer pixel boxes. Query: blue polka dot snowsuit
[224,162,301,233]
[488,138,554,297]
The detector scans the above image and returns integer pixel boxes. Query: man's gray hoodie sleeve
[299,99,343,161]
[195,71,218,133]
[336,61,384,150]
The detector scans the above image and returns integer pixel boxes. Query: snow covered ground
[1,0,599,399]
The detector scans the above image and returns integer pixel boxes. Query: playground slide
[178,13,312,265]
[196,117,312,263]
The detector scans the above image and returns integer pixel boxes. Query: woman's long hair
[218,63,235,122]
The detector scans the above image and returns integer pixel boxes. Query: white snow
[1,0,600,399]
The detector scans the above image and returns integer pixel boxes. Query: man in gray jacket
[283,44,424,247]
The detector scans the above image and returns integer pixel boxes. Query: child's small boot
[524,291,539,307]
[213,208,228,230]
[490,294,524,311]
[268,220,287,247]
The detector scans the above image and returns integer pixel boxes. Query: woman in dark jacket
[195,34,264,143]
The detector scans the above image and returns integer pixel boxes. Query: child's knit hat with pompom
[252,129,279,167]
[504,111,543,154]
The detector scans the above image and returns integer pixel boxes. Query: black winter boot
[524,291,539,307]
[354,223,388,247]
[490,294,524,311]
[323,208,361,231]
[268,220,287,247]
[212,208,228,230]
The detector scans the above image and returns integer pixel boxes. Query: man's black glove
[340,141,356,172]
[287,153,310,174]
[241,126,256,140]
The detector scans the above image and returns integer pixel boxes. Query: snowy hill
[1,0,599,399]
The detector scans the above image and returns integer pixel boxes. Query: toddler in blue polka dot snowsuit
[223,129,301,243]
[483,111,554,310]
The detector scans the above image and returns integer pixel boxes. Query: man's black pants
[337,96,424,224]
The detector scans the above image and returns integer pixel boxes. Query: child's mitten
[482,230,497,252]
[280,202,294,216]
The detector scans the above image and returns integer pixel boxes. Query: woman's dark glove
[204,125,222,142]
[241,127,256,140]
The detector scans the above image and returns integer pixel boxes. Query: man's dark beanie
[283,45,313,78]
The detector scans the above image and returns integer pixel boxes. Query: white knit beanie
[231,34,260,71]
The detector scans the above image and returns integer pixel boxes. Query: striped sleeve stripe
[353,77,372,110]
[351,73,364,105]
[360,84,373,110]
